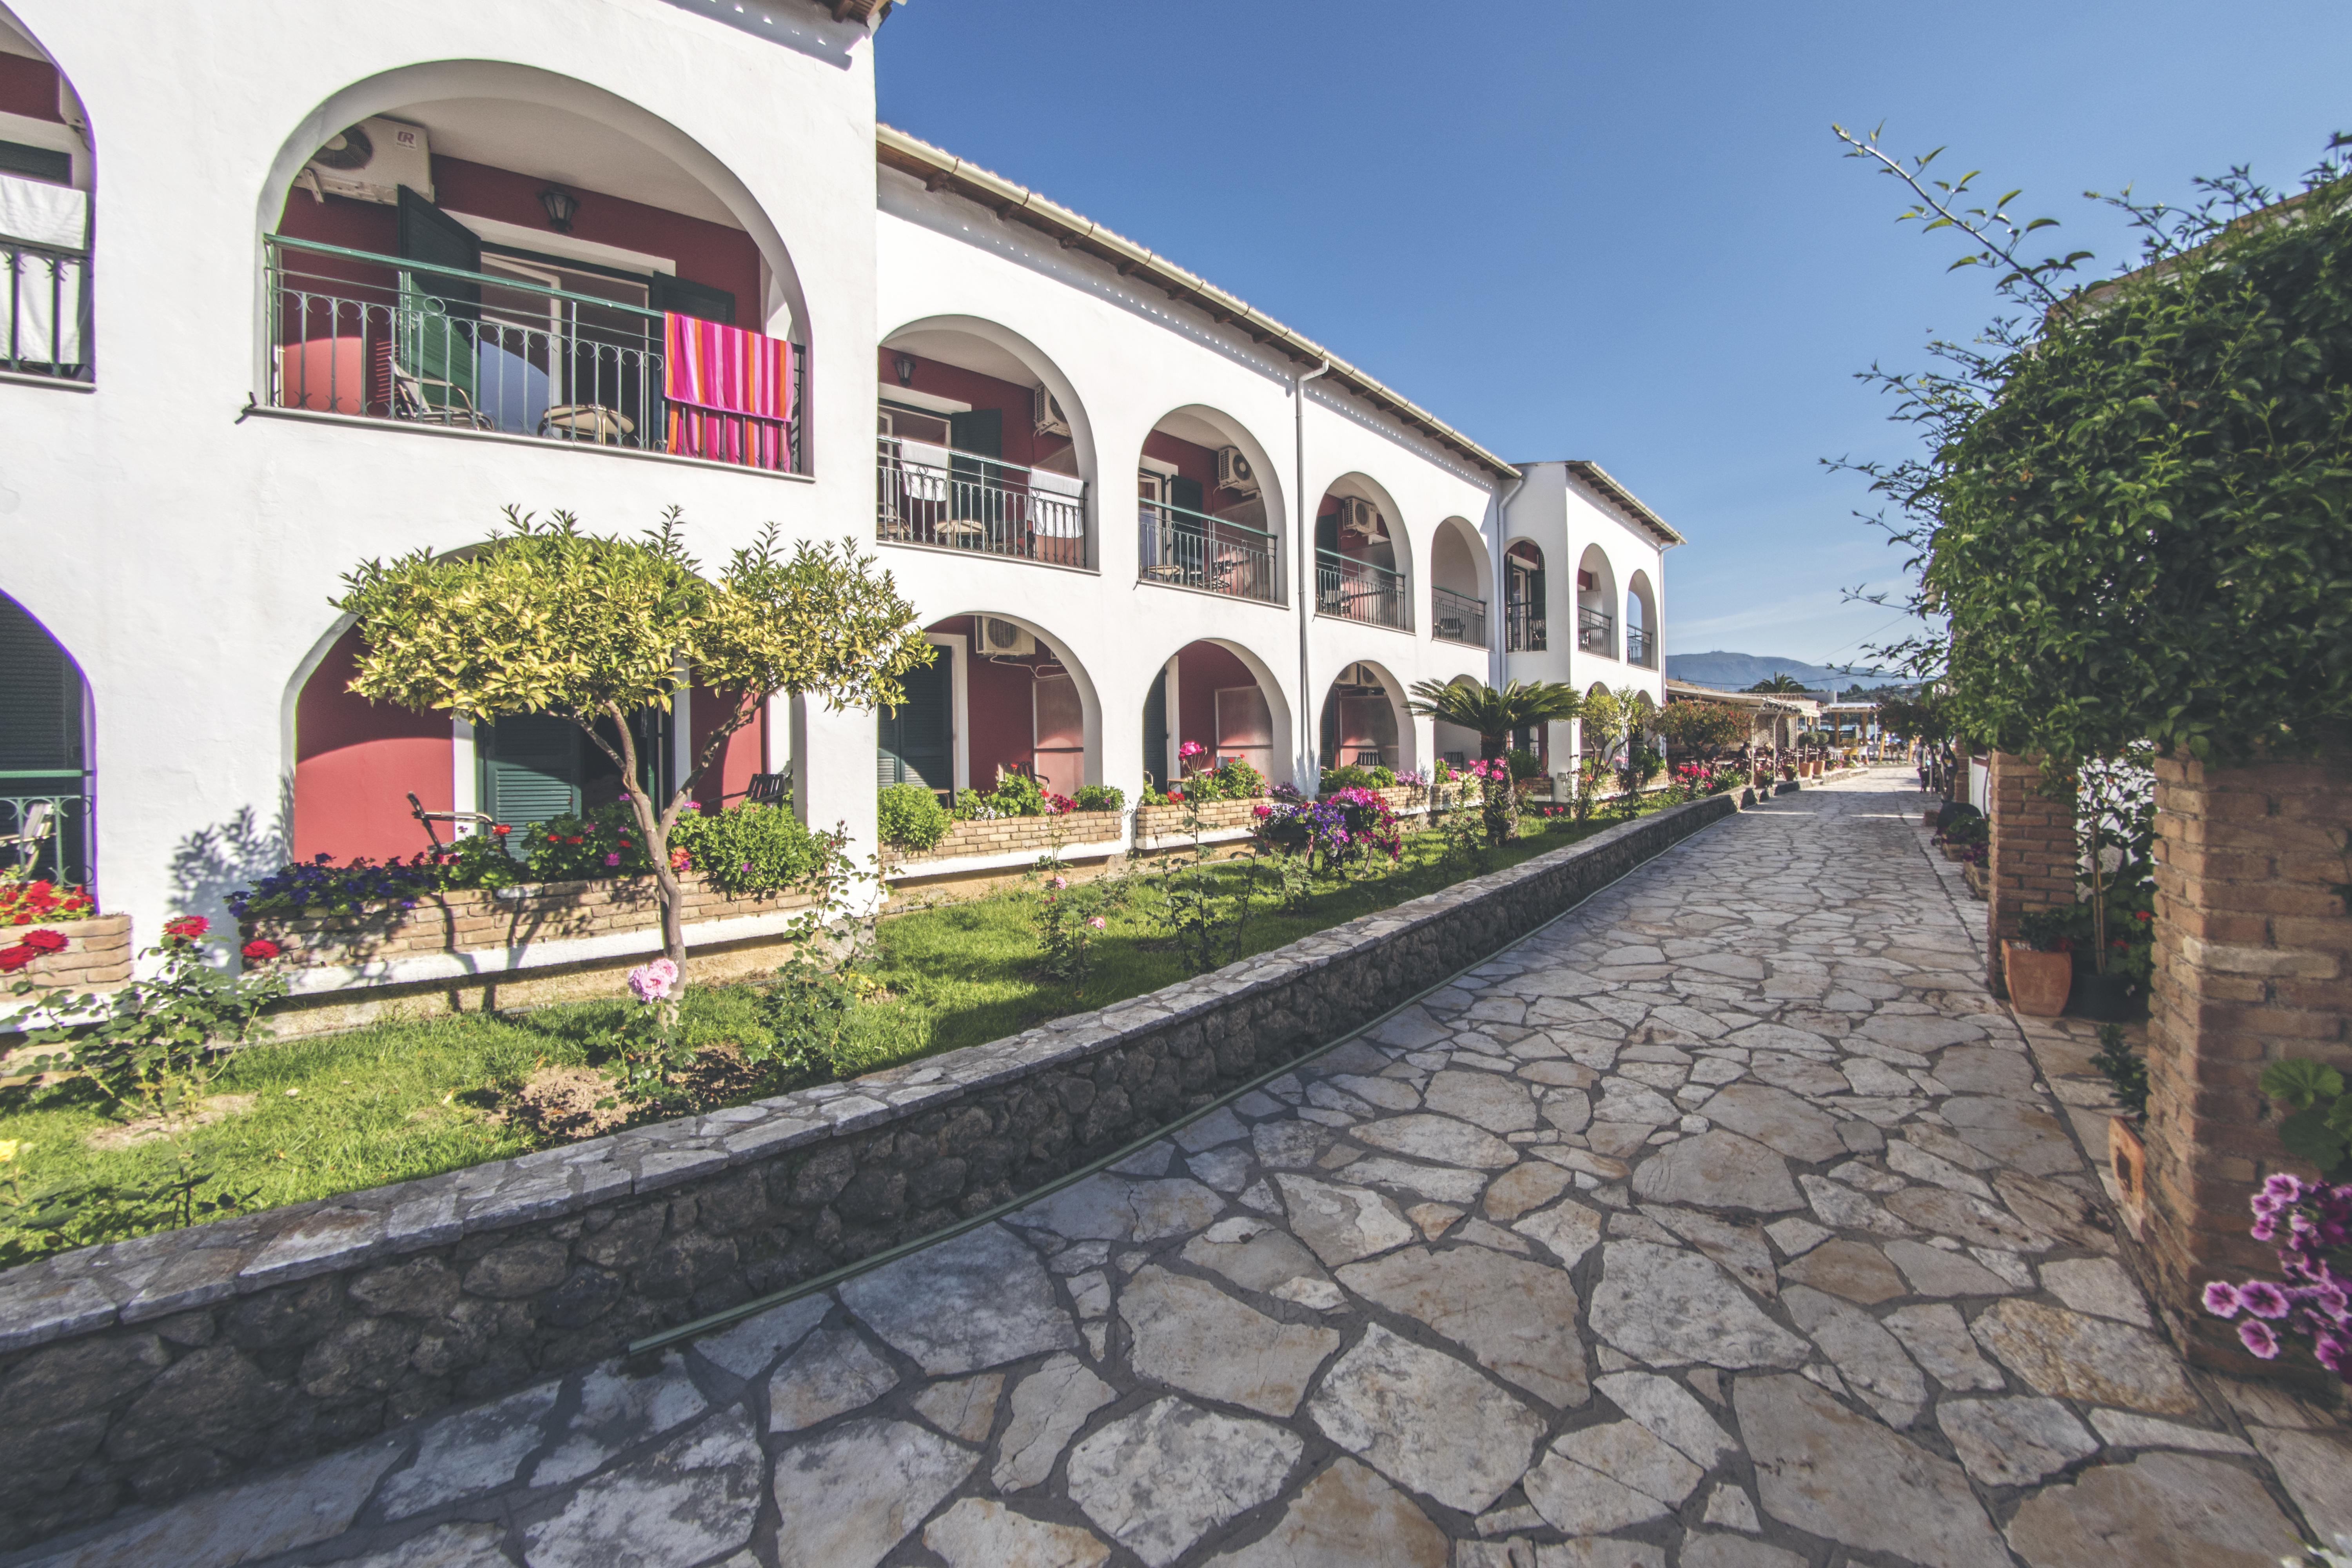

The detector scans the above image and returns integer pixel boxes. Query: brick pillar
[1985,752,2078,998]
[2141,748,2352,1372]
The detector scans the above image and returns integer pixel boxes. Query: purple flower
[2263,1173,2306,1204]
[2252,1215,2278,1242]
[2316,1333,2350,1375]
[627,957,678,1004]
[2240,1281,2292,1319]
[2238,1319,2282,1359]
[2202,1281,2244,1318]
[604,852,622,867]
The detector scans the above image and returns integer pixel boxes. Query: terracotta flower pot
[2003,942,2073,1017]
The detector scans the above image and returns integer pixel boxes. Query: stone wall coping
[0,796,1734,1356]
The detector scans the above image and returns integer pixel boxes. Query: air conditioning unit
[1337,495,1388,544]
[1032,385,1071,437]
[300,117,433,207]
[980,617,1036,657]
[1215,446,1259,495]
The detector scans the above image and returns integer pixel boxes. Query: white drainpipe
[1294,360,1331,785]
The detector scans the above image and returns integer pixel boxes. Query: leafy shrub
[1319,765,1376,793]
[671,802,835,893]
[1505,748,1543,781]
[1209,759,1265,800]
[1368,766,1398,789]
[1071,784,1126,813]
[876,783,952,849]
[954,768,1056,820]
[2091,1023,2149,1117]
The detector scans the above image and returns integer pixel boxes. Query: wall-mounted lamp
[538,185,580,233]
[893,353,916,386]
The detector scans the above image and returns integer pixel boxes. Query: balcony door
[878,646,955,796]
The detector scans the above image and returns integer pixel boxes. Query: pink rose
[1087,916,1106,930]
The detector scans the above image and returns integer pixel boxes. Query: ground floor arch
[0,593,93,887]
[1138,639,1288,793]
[884,613,1099,802]
[1319,660,1410,774]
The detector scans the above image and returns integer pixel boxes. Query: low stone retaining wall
[0,914,130,993]
[0,795,1735,1550]
[889,810,1124,869]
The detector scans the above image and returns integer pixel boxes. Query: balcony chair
[390,366,494,430]
[409,792,497,853]
[0,802,54,872]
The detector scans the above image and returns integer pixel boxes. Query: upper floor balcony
[1578,604,1616,657]
[1505,597,1545,653]
[1314,487,1411,633]
[878,435,1086,566]
[1432,586,1486,647]
[1626,626,1655,668]
[266,234,803,472]
[1139,499,1278,603]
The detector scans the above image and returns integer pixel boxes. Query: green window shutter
[0,598,80,773]
[396,186,481,414]
[480,714,581,829]
[878,648,953,794]
[649,274,735,325]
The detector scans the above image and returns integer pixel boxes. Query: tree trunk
[597,705,691,979]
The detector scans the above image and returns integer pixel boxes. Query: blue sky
[871,2,2352,667]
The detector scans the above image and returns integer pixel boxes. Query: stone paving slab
[13,771,2350,1568]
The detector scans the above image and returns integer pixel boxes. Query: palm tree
[1404,678,1584,759]
[1746,672,1809,694]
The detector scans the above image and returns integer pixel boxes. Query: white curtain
[1027,466,1085,537]
[0,175,88,370]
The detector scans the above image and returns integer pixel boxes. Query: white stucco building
[0,0,1678,967]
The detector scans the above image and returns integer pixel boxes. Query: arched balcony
[1505,540,1547,652]
[0,18,93,383]
[1430,519,1488,647]
[1136,407,1282,606]
[261,66,805,472]
[1576,544,1619,659]
[1314,477,1411,633]
[878,323,1091,570]
[1626,570,1659,669]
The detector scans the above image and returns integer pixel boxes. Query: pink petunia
[2239,1281,2292,1319]
[2202,1281,2243,1318]
[1087,916,1106,930]
[604,853,622,867]
[2263,1173,2305,1205]
[2238,1319,2281,1359]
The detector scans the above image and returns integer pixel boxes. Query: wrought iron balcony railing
[1138,501,1277,603]
[1626,627,1655,668]
[878,438,1089,566]
[1578,604,1617,656]
[1316,550,1410,632]
[0,777,93,889]
[1505,598,1546,652]
[1432,586,1486,647]
[4,238,89,381]
[263,235,804,471]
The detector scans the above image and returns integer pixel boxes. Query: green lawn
[0,799,1685,1258]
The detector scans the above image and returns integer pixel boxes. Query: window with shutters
[877,647,954,797]
[0,595,91,886]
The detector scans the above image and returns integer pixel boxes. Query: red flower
[0,945,32,973]
[18,929,67,954]
[492,824,512,837]
[162,915,209,940]
[242,938,282,961]
[546,834,560,843]
[566,836,584,845]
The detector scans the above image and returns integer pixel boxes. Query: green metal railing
[263,234,803,470]
[1138,501,1278,603]
[0,775,92,887]
[1316,549,1409,631]
[877,437,1089,566]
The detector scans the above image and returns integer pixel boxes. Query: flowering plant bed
[1252,785,1403,867]
[892,810,1126,866]
[2202,1174,2351,1381]
[0,914,129,991]
[0,880,93,926]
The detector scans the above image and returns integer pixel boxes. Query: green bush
[1368,766,1398,789]
[673,802,835,893]
[1212,759,1265,800]
[1319,764,1376,793]
[1505,748,1543,781]
[1072,784,1126,813]
[875,783,951,850]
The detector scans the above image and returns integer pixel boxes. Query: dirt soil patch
[85,1094,259,1150]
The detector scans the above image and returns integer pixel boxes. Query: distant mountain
[1664,651,1899,693]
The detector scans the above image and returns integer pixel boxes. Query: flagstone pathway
[20,772,2351,1568]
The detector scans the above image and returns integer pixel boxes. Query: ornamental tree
[1403,678,1584,760]
[1653,701,1748,761]
[335,509,930,982]
[1834,128,2352,766]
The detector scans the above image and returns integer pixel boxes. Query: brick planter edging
[0,795,1734,1548]
[0,914,130,991]
[891,810,1125,866]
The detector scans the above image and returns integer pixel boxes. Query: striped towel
[664,314,796,469]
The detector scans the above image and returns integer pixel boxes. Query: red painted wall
[1174,642,1255,753]
[274,153,759,314]
[879,353,1073,470]
[294,629,454,864]
[688,681,767,811]
[931,615,1067,790]
[0,54,60,123]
